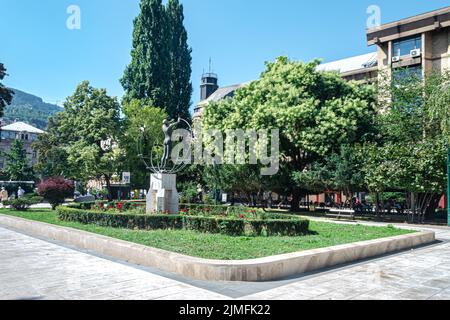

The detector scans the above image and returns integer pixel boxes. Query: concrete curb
[0,214,435,282]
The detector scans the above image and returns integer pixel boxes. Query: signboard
[122,172,131,184]
[222,193,228,203]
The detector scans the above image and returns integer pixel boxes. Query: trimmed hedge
[2,196,43,211]
[57,206,309,237]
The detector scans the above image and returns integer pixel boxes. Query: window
[393,65,423,82]
[393,35,422,57]
[19,133,29,140]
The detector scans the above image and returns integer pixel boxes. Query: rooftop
[367,6,450,45]
[1,122,45,134]
[197,83,246,107]
[317,52,378,74]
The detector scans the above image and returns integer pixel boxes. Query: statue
[17,187,25,198]
[0,187,8,202]
[138,117,192,214]
[161,118,181,168]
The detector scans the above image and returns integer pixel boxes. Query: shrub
[57,206,183,230]
[56,207,309,237]
[3,195,43,211]
[179,203,265,218]
[37,177,74,210]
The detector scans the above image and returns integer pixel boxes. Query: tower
[200,59,218,101]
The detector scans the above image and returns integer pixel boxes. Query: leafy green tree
[203,57,376,210]
[2,139,34,181]
[360,70,450,221]
[35,81,123,197]
[293,144,365,201]
[33,117,71,178]
[121,0,169,107]
[120,99,167,188]
[167,0,192,121]
[0,63,14,118]
[121,0,192,120]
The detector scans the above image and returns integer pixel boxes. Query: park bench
[328,208,356,220]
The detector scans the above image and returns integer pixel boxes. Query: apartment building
[368,6,450,80]
[0,121,43,169]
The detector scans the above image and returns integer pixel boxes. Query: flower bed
[69,202,293,220]
[69,201,145,212]
[57,206,309,237]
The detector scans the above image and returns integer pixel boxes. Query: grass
[0,208,414,260]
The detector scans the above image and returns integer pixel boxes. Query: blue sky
[1,0,449,112]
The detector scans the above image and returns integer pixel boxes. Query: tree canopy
[202,57,377,210]
[120,99,167,188]
[2,139,34,181]
[34,81,123,197]
[121,0,192,120]
[359,71,450,221]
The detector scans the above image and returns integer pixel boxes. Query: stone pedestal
[146,174,179,214]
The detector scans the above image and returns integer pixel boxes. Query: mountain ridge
[2,88,63,130]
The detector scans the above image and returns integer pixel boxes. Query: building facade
[0,121,44,169]
[368,6,450,81]
[192,6,450,207]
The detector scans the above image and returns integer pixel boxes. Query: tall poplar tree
[167,0,192,121]
[121,0,192,120]
[121,0,169,109]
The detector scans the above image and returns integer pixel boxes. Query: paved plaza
[1,221,450,300]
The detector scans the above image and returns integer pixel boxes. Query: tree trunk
[424,193,441,221]
[291,187,301,212]
[105,176,113,201]
[410,192,416,223]
[375,192,381,218]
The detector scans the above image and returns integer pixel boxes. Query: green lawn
[0,208,414,260]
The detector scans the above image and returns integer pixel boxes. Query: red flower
[116,202,124,210]
[239,214,245,219]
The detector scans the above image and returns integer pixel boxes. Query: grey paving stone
[1,221,450,300]
[0,227,227,300]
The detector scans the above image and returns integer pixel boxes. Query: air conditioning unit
[392,56,400,63]
[411,49,421,57]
